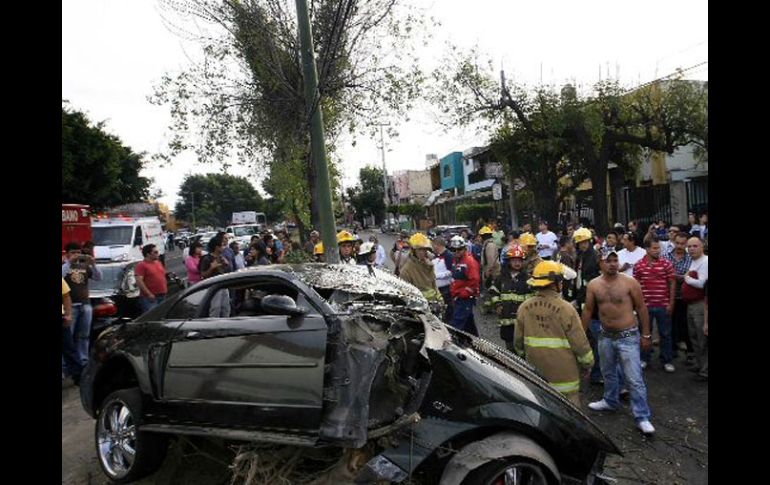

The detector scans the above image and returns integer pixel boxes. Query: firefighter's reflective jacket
[399,254,442,302]
[492,269,534,341]
[523,252,543,275]
[513,288,594,396]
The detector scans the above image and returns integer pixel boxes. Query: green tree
[62,102,152,208]
[456,203,494,225]
[346,165,385,224]
[176,173,264,228]
[397,202,424,228]
[151,0,429,230]
[432,48,707,232]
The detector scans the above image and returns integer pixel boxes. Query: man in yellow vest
[514,260,593,406]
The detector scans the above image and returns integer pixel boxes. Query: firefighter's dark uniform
[492,268,534,351]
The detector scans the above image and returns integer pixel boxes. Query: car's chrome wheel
[97,399,137,479]
[489,461,550,485]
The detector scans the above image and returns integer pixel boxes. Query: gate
[686,176,708,216]
[623,184,672,229]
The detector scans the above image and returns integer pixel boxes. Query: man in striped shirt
[634,238,677,372]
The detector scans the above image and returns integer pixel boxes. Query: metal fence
[623,184,672,229]
[686,176,708,216]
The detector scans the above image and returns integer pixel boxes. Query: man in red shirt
[634,238,676,372]
[448,235,481,336]
[135,244,168,313]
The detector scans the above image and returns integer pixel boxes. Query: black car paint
[81,264,619,483]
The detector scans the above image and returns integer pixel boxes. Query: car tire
[95,388,168,483]
[462,457,556,485]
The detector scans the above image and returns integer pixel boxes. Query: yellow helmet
[528,261,569,288]
[478,226,493,236]
[409,232,432,249]
[336,230,356,244]
[573,227,593,244]
[313,242,325,255]
[520,232,537,247]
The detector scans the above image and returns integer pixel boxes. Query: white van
[92,217,166,263]
[224,224,261,247]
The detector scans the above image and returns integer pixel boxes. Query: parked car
[81,264,619,484]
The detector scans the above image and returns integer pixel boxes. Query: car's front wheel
[463,458,554,485]
[95,388,168,483]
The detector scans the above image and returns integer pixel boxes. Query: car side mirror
[261,294,307,316]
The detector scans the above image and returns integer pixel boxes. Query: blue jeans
[590,320,626,387]
[642,307,673,364]
[598,332,652,422]
[451,298,479,336]
[62,322,83,380]
[71,304,93,366]
[139,294,166,314]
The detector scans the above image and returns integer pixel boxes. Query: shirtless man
[582,249,655,435]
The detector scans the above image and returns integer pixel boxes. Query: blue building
[440,151,464,193]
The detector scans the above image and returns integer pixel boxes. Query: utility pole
[500,68,518,230]
[295,0,338,263]
[375,123,391,227]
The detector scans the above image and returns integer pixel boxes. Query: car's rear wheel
[463,457,554,485]
[95,388,168,483]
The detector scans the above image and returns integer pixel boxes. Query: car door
[160,278,328,437]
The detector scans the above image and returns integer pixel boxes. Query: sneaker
[664,363,675,373]
[638,420,655,435]
[640,361,648,370]
[588,400,618,412]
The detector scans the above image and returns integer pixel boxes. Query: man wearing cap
[400,233,442,305]
[337,231,358,265]
[583,250,655,435]
[519,232,543,275]
[514,260,591,406]
[493,245,535,352]
[573,227,603,384]
[448,235,481,336]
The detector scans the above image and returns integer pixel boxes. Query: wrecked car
[80,264,620,484]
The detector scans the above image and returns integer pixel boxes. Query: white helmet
[359,242,376,254]
[448,235,467,250]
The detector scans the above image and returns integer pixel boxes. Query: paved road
[63,231,707,484]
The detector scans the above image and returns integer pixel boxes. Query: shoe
[619,389,630,401]
[664,363,675,373]
[678,342,688,351]
[694,374,708,382]
[640,361,648,370]
[652,339,660,346]
[638,420,655,435]
[588,400,618,412]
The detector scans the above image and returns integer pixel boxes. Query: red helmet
[507,244,526,260]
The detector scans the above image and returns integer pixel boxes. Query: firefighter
[399,233,443,305]
[492,244,535,352]
[514,260,592,406]
[448,235,481,336]
[313,242,325,262]
[519,232,543,274]
[337,231,357,265]
[479,226,501,314]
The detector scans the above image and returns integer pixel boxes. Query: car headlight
[112,253,129,262]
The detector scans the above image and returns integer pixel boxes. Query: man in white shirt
[684,237,708,381]
[617,232,646,276]
[535,221,559,260]
[369,235,387,267]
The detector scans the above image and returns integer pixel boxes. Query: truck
[232,211,267,226]
[91,216,166,263]
[62,203,93,252]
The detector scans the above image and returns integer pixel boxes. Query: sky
[62,0,708,209]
